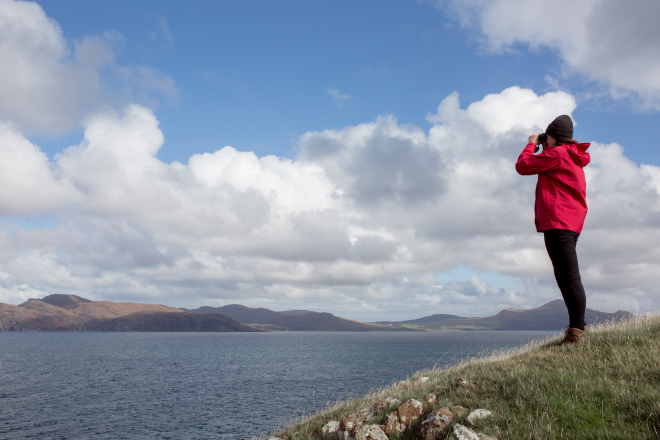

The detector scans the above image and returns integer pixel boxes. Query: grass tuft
[256,314,660,440]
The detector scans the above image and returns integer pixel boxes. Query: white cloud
[0,122,81,216]
[0,0,656,318]
[437,0,660,108]
[0,0,177,135]
[327,89,352,108]
[2,86,660,320]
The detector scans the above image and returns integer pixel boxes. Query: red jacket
[516,142,591,233]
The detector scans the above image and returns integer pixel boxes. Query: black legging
[543,229,586,330]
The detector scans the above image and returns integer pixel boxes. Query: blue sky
[33,0,659,166]
[1,0,660,320]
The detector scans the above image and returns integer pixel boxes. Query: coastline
[264,314,660,439]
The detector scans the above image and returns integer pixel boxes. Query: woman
[515,115,591,345]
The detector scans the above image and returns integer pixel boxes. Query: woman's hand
[528,133,540,144]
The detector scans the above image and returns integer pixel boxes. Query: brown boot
[558,327,585,346]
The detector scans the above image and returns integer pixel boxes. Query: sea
[0,330,556,439]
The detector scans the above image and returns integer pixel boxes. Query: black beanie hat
[546,115,573,142]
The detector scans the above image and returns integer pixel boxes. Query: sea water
[0,331,556,439]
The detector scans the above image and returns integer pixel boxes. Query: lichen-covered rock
[451,406,469,417]
[452,424,479,440]
[322,421,341,440]
[373,397,399,415]
[339,406,375,435]
[477,434,498,440]
[413,376,430,384]
[420,407,454,440]
[381,411,402,436]
[381,399,423,435]
[423,393,437,408]
[354,425,388,440]
[466,409,492,426]
[397,399,423,427]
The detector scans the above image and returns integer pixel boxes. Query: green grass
[263,315,660,440]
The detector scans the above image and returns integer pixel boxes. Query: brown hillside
[1,295,253,332]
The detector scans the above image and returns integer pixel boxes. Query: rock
[373,397,399,415]
[397,399,423,427]
[414,376,430,384]
[267,438,284,440]
[322,421,341,440]
[339,398,399,439]
[423,393,437,408]
[466,409,492,426]
[381,411,402,436]
[381,399,423,435]
[455,378,468,392]
[451,406,469,417]
[477,434,498,440]
[354,425,388,440]
[339,406,375,435]
[420,407,454,440]
[452,424,479,440]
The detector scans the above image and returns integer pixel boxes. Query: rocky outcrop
[381,399,423,435]
[420,407,453,440]
[330,397,399,439]
[319,390,497,440]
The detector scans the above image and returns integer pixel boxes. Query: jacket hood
[565,142,590,168]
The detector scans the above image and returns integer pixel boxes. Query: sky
[1,0,660,321]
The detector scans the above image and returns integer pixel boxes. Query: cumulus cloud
[436,0,660,108]
[0,1,656,318]
[0,122,81,215]
[0,0,177,135]
[1,85,659,319]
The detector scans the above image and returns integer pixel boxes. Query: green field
[266,315,660,439]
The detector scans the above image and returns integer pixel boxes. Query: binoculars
[534,133,548,153]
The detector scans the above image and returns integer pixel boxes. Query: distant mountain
[0,294,258,332]
[190,304,405,331]
[278,310,316,316]
[382,300,633,331]
[1,295,633,333]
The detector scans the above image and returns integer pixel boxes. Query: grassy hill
[268,315,660,439]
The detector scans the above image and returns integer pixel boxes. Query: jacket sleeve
[516,143,561,175]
